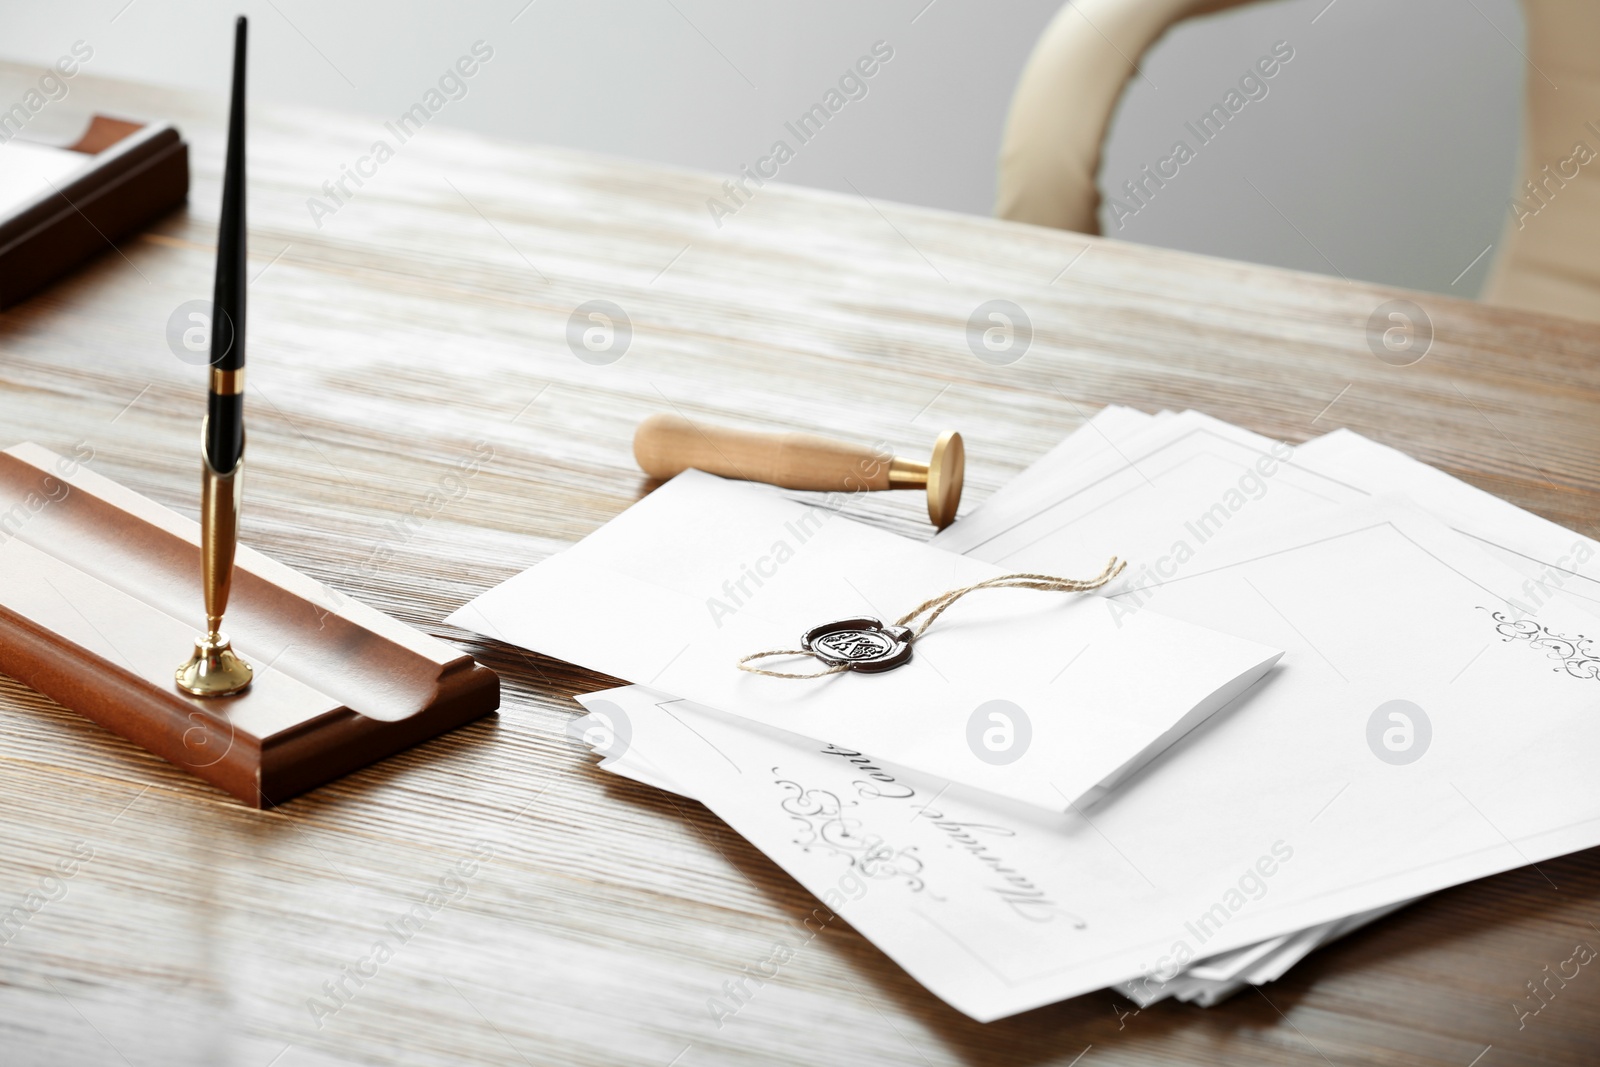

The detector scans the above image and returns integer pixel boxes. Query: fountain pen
[176,15,252,697]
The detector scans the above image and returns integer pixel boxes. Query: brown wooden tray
[0,442,498,806]
[0,118,190,310]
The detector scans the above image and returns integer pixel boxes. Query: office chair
[997,0,1600,322]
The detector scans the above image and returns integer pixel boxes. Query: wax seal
[800,617,914,673]
[738,560,1127,679]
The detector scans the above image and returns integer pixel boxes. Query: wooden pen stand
[0,443,498,807]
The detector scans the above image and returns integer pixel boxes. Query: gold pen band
[210,367,245,395]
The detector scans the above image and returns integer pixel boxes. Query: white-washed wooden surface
[1,64,1598,1067]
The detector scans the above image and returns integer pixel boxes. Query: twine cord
[738,557,1127,678]
[735,650,847,679]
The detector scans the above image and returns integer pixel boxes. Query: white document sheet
[449,470,1281,812]
[939,408,1358,1000]
[570,496,1600,1022]
[943,405,1159,543]
[0,140,86,216]
[1298,429,1600,617]
[944,412,1597,626]
[585,682,1420,1009]
[934,410,1370,581]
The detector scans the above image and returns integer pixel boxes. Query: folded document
[449,470,1281,812]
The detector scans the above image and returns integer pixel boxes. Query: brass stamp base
[175,632,254,697]
[890,431,964,528]
[925,430,964,530]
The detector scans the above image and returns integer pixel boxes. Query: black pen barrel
[206,16,247,471]
[206,392,244,471]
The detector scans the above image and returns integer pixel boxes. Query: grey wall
[2,0,1522,296]
[1103,0,1523,295]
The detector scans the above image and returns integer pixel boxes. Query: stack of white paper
[451,407,1600,1021]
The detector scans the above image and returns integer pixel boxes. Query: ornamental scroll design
[772,772,936,896]
[1484,609,1600,682]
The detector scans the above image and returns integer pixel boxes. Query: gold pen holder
[174,630,253,696]
[175,430,253,697]
[0,441,497,807]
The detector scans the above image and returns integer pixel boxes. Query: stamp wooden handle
[633,414,892,492]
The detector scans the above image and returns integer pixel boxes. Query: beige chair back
[998,0,1600,322]
[1481,0,1600,321]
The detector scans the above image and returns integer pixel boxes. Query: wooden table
[2,66,1598,1067]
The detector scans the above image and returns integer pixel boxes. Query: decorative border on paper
[772,772,936,896]
[1484,609,1600,682]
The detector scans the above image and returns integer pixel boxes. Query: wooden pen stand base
[0,443,498,807]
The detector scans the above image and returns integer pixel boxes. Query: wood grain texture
[0,64,1597,1067]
